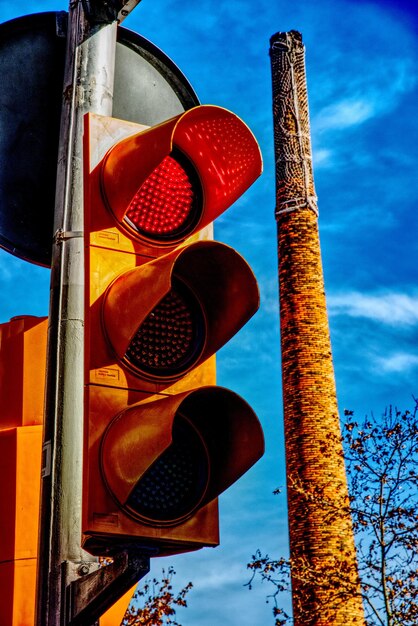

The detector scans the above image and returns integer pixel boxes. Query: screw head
[78,564,90,576]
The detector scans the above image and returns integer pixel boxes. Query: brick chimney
[270,30,365,625]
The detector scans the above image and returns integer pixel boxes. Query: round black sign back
[0,12,199,267]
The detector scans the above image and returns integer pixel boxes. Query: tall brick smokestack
[269,31,365,625]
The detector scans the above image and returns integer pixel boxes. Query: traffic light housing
[83,106,264,556]
[0,316,138,624]
[0,316,46,626]
[0,315,47,429]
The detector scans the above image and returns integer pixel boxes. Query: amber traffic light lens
[125,278,206,379]
[126,416,209,523]
[124,150,202,241]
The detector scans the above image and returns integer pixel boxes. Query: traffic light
[0,315,47,429]
[83,106,264,556]
[0,316,137,624]
[0,316,46,626]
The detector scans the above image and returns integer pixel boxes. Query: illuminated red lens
[125,280,205,378]
[125,154,198,240]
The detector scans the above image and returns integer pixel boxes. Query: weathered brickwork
[270,31,365,625]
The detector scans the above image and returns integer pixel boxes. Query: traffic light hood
[100,105,263,249]
[100,386,264,526]
[101,240,260,382]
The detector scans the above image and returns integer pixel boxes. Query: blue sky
[1,0,418,624]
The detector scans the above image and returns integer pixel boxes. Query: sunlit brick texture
[270,30,365,625]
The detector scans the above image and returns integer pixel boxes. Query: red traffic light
[100,105,262,249]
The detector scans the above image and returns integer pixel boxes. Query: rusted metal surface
[67,551,149,625]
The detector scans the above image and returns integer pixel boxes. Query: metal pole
[36,4,117,625]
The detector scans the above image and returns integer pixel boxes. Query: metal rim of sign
[0,11,199,267]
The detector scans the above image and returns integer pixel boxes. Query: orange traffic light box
[82,107,264,557]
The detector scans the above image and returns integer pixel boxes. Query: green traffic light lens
[126,415,209,524]
[125,278,206,379]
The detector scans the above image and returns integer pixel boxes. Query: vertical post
[270,31,365,624]
[36,4,117,625]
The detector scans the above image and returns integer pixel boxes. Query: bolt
[78,564,90,576]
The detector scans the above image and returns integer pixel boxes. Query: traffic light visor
[101,241,259,382]
[100,105,262,248]
[100,387,264,526]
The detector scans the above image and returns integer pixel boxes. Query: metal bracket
[117,0,144,22]
[54,229,84,244]
[67,0,143,26]
[66,550,150,625]
[80,0,128,24]
[41,440,52,478]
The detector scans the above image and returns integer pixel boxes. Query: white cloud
[315,98,374,132]
[309,6,418,138]
[373,352,418,374]
[312,147,333,168]
[327,291,418,327]
[313,64,417,134]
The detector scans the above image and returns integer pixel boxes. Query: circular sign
[0,11,199,267]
